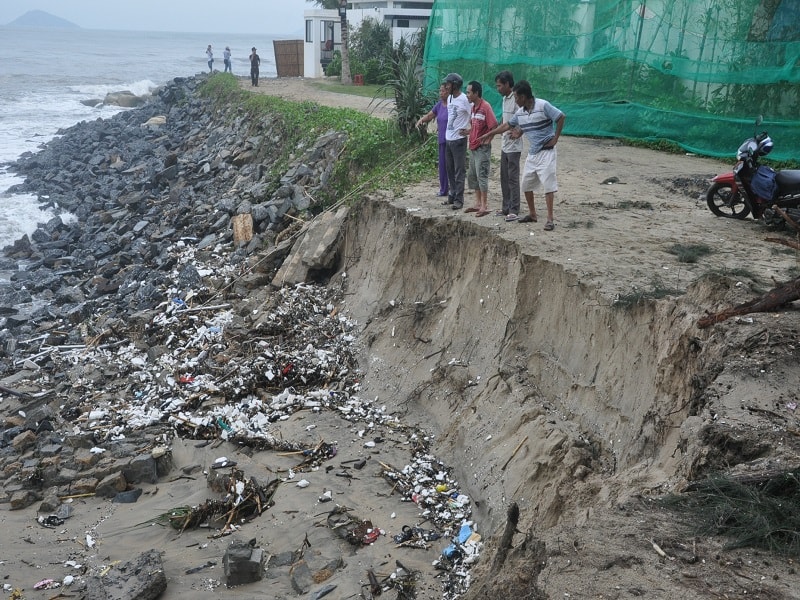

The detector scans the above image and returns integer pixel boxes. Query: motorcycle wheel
[706,182,750,219]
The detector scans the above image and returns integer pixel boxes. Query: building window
[305,20,313,43]
[396,19,410,28]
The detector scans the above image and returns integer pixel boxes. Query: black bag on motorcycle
[751,165,778,201]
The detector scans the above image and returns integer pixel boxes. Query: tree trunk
[697,276,800,328]
[340,4,352,85]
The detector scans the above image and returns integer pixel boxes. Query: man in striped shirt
[479,80,565,231]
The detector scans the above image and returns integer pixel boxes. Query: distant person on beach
[223,46,232,73]
[464,80,497,217]
[415,83,450,197]
[479,80,565,231]
[442,73,470,211]
[206,45,213,72]
[494,70,522,221]
[249,47,261,86]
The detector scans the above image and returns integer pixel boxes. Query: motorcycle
[706,116,800,225]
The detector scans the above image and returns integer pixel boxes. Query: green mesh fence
[423,0,800,160]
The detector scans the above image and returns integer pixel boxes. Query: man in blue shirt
[479,80,565,231]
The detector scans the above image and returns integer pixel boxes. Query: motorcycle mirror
[755,115,763,127]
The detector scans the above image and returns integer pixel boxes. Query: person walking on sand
[415,84,450,197]
[223,46,232,73]
[463,80,497,217]
[494,70,522,221]
[442,73,471,211]
[206,45,214,72]
[479,80,565,231]
[249,47,261,86]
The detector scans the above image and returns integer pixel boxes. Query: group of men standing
[418,71,566,232]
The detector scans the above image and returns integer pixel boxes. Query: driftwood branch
[772,205,800,232]
[698,276,800,328]
[765,236,800,250]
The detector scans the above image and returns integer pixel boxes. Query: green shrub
[363,59,383,84]
[325,51,342,77]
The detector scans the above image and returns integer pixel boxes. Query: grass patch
[309,81,391,99]
[621,137,685,154]
[660,470,800,557]
[200,74,437,203]
[667,243,712,263]
[615,200,654,210]
[770,245,799,256]
[709,266,760,283]
[614,278,681,308]
[563,220,595,229]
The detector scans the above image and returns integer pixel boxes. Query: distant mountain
[5,10,80,29]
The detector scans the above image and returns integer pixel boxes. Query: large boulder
[104,91,146,108]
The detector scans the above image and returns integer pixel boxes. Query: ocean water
[0,27,288,250]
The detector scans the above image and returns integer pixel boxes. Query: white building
[303,1,434,79]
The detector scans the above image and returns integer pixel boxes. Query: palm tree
[307,0,352,84]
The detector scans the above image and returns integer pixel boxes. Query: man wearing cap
[442,73,471,211]
[249,47,261,86]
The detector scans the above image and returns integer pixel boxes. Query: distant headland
[4,10,80,29]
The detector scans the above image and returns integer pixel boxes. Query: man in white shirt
[442,73,471,211]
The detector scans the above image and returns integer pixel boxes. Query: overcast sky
[0,1,313,35]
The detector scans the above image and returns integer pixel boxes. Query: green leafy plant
[374,45,432,135]
[325,50,342,77]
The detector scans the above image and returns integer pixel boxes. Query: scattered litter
[37,515,65,528]
[212,457,236,469]
[326,506,382,546]
[139,470,279,536]
[34,579,60,590]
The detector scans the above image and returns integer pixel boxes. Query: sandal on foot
[518,214,538,223]
[476,210,490,217]
[464,207,479,213]
[495,210,507,216]
[544,221,555,231]
[505,213,518,221]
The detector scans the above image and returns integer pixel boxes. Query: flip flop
[495,210,506,216]
[505,213,518,221]
[518,214,538,223]
[464,207,480,213]
[544,221,555,231]
[476,210,490,217]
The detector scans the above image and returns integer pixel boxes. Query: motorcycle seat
[777,169,800,194]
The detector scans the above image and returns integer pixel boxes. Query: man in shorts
[464,81,497,217]
[479,80,565,231]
